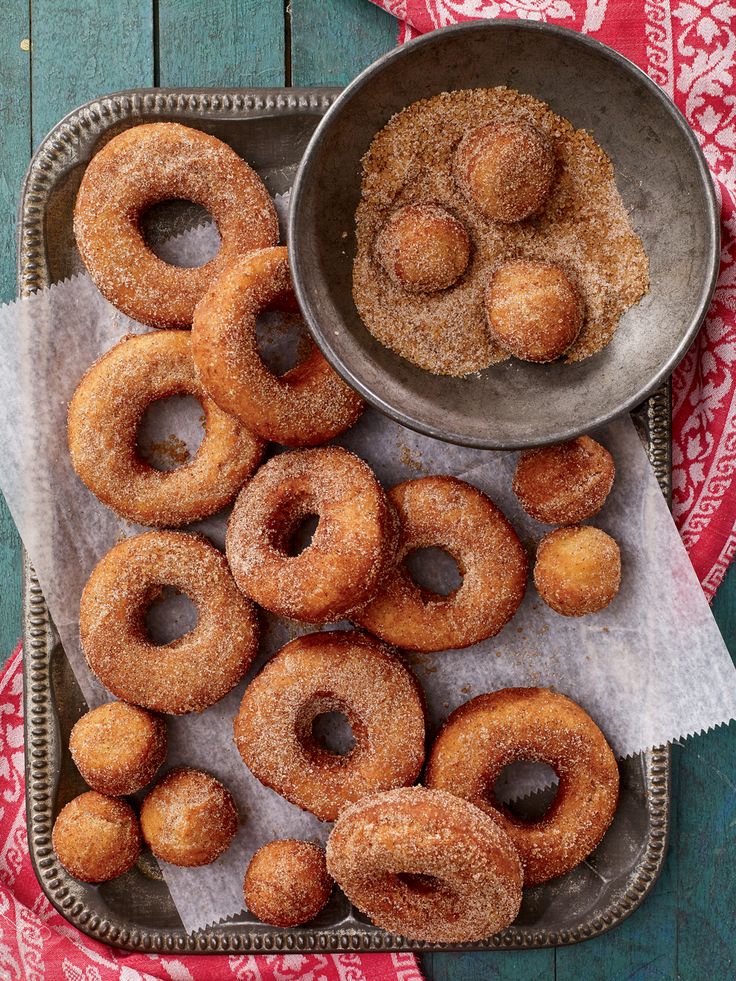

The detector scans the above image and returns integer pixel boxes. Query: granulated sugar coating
[326,786,522,943]
[353,87,650,376]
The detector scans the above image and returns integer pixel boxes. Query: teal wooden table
[1,1,734,977]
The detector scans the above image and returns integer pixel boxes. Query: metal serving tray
[20,88,670,954]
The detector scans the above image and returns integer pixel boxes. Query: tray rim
[19,85,671,955]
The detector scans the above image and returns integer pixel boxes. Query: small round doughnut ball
[244,840,333,927]
[454,121,555,223]
[513,436,615,525]
[534,526,621,616]
[70,701,167,796]
[486,260,582,363]
[374,204,471,293]
[52,791,141,883]
[140,768,238,867]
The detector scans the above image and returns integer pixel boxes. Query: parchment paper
[1,203,735,932]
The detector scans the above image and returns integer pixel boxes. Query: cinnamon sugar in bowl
[290,21,718,449]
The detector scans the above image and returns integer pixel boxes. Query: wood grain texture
[290,0,397,86]
[31,0,153,146]
[0,2,30,654]
[157,0,285,87]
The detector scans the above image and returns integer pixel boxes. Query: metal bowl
[289,21,719,449]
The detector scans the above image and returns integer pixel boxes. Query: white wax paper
[1,204,735,933]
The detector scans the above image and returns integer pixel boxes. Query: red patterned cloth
[372,0,736,599]
[0,646,423,979]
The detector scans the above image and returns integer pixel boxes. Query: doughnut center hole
[397,872,441,895]
[144,586,198,645]
[256,310,308,377]
[311,711,355,757]
[405,547,462,596]
[141,200,219,267]
[284,513,320,556]
[493,761,559,821]
[137,394,205,472]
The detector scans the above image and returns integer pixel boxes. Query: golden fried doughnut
[140,767,238,867]
[226,447,398,623]
[326,787,522,943]
[426,688,619,885]
[352,476,527,652]
[234,631,425,822]
[192,247,363,446]
[80,531,258,714]
[68,330,264,527]
[52,791,141,883]
[486,260,582,363]
[534,525,621,616]
[454,120,555,223]
[244,840,333,927]
[374,204,471,293]
[69,701,167,796]
[74,122,278,327]
[513,436,615,525]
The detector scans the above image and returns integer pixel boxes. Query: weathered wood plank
[0,3,30,656]
[290,0,397,86]
[31,0,153,147]
[157,0,285,88]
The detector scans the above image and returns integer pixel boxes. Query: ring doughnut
[233,631,426,822]
[226,447,398,623]
[80,530,259,715]
[352,476,527,651]
[426,688,619,885]
[326,787,523,943]
[74,122,278,327]
[68,330,264,527]
[244,840,333,927]
[192,247,364,446]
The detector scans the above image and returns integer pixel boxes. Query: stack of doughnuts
[54,122,623,944]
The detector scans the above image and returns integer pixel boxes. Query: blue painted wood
[157,0,285,87]
[0,3,30,655]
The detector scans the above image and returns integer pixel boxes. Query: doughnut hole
[534,525,621,616]
[143,585,198,645]
[245,840,333,927]
[136,394,205,472]
[297,696,362,763]
[486,260,582,363]
[454,121,555,223]
[492,761,559,821]
[404,547,463,597]
[140,767,238,867]
[375,204,471,293]
[140,199,218,267]
[311,710,356,757]
[513,436,615,525]
[69,701,167,797]
[52,791,141,883]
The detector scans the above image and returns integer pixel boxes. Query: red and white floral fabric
[0,647,424,979]
[372,0,736,599]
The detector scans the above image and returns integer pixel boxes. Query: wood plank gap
[152,0,160,86]
[284,0,292,87]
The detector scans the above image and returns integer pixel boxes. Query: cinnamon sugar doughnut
[513,436,615,525]
[326,787,523,943]
[226,447,398,623]
[374,204,471,293]
[352,476,527,652]
[192,247,363,446]
[426,688,619,885]
[80,531,258,715]
[74,122,278,327]
[140,768,238,867]
[52,792,141,883]
[69,701,167,796]
[68,330,264,527]
[244,840,333,927]
[233,631,425,822]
